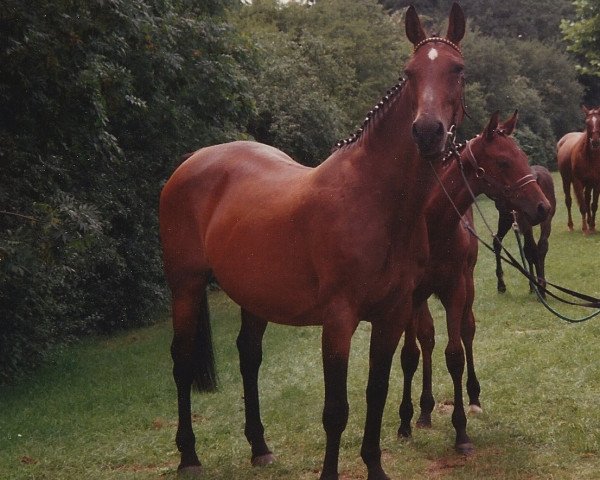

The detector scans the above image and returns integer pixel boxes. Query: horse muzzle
[525,200,551,226]
[412,116,447,159]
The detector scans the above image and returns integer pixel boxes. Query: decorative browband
[414,37,462,56]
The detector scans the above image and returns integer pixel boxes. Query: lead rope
[432,134,600,322]
[511,214,600,323]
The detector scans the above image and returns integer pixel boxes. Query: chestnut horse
[557,105,600,233]
[494,165,556,296]
[160,4,466,479]
[395,112,551,447]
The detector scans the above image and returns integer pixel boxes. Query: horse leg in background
[573,179,590,233]
[320,304,358,480]
[462,272,481,413]
[171,280,213,475]
[397,314,420,438]
[584,186,593,232]
[493,211,512,293]
[589,187,599,232]
[361,314,404,480]
[521,227,542,296]
[440,282,474,455]
[561,169,574,231]
[535,217,552,294]
[415,302,436,428]
[237,310,275,466]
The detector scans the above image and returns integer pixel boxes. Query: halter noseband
[462,138,537,199]
[413,37,463,56]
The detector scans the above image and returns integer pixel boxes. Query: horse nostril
[436,122,445,136]
[412,123,419,139]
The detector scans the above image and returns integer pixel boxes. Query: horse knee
[322,400,349,435]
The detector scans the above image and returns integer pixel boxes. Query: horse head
[463,111,551,225]
[582,105,600,150]
[405,2,466,160]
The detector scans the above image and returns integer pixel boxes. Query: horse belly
[208,226,321,325]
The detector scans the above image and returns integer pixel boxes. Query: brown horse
[557,105,600,233]
[159,4,467,479]
[494,165,556,296]
[395,112,551,447]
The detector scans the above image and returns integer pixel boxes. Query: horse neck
[324,85,433,221]
[426,158,479,233]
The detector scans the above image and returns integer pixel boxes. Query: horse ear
[446,2,465,45]
[405,5,426,46]
[582,104,590,115]
[500,110,519,136]
[483,111,500,141]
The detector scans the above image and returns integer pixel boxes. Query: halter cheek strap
[462,140,537,198]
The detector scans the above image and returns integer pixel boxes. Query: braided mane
[332,78,406,151]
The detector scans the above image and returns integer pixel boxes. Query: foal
[396,112,550,450]
[494,165,556,296]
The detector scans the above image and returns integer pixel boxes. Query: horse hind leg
[415,303,435,429]
[170,277,217,475]
[237,309,275,467]
[397,314,420,438]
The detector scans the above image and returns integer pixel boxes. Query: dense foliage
[0,0,595,382]
[0,0,254,382]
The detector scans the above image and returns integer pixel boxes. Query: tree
[234,0,409,163]
[561,0,600,78]
[0,0,254,382]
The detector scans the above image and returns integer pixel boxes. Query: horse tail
[192,288,218,392]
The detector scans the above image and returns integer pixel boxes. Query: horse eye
[452,65,464,75]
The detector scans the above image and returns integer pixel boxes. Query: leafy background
[1,0,598,382]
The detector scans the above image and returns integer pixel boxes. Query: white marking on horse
[428,48,438,61]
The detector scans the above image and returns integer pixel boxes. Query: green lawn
[1,173,600,479]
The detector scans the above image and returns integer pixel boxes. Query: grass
[1,173,600,479]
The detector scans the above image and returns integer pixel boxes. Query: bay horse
[395,112,551,447]
[494,165,556,296]
[557,105,600,233]
[160,4,467,479]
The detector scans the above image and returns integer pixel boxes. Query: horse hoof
[468,404,483,414]
[397,425,412,439]
[367,466,391,480]
[416,420,432,429]
[177,465,203,478]
[252,452,276,467]
[456,442,475,456]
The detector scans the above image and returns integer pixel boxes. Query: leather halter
[413,37,462,56]
[461,137,537,199]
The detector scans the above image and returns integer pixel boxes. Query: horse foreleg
[584,186,593,233]
[171,280,211,475]
[320,305,358,480]
[441,284,474,455]
[522,228,540,295]
[493,212,512,293]
[462,310,481,413]
[415,302,435,429]
[562,172,573,231]
[397,314,419,438]
[361,315,403,480]
[590,187,599,232]
[237,310,274,466]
